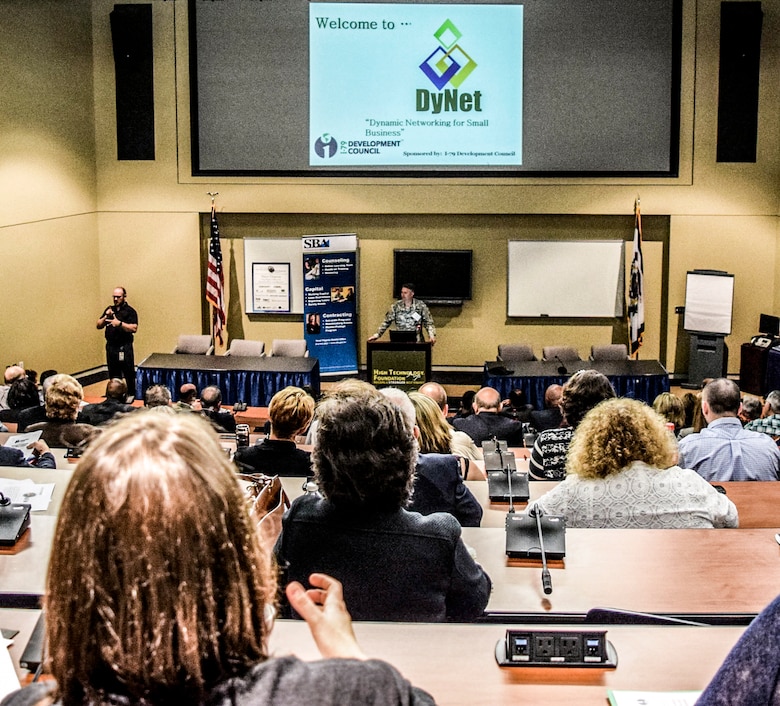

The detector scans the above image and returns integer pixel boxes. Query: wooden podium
[367,341,432,391]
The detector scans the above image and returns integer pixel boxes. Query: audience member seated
[390,389,482,525]
[745,389,780,438]
[16,373,59,432]
[696,592,780,705]
[529,383,564,432]
[143,384,175,415]
[0,377,42,424]
[275,386,491,622]
[26,374,99,448]
[452,389,476,421]
[0,365,25,412]
[173,382,200,411]
[0,439,56,469]
[678,378,780,481]
[536,398,738,528]
[234,386,314,476]
[529,370,616,480]
[1,412,434,706]
[652,391,685,436]
[452,387,524,447]
[500,388,534,424]
[416,382,481,461]
[739,395,764,426]
[80,378,135,426]
[200,385,237,433]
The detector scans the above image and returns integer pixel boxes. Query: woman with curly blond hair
[535,397,738,528]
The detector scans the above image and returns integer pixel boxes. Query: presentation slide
[309,4,523,167]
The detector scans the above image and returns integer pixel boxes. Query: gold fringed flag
[628,198,645,357]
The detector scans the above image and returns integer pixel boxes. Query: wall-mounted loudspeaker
[716,2,763,163]
[110,4,155,160]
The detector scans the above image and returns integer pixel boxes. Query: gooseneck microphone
[493,436,516,514]
[554,355,568,375]
[529,503,553,594]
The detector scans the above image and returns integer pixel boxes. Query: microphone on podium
[554,355,568,375]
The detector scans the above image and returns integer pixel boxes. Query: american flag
[206,205,226,346]
[628,198,645,357]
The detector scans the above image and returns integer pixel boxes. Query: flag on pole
[206,205,226,346]
[628,198,645,357]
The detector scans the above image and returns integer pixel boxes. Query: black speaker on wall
[110,4,155,160]
[716,2,763,163]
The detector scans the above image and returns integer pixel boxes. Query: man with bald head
[0,365,26,411]
[418,381,481,460]
[678,378,780,481]
[452,386,524,447]
[530,383,564,432]
[96,286,138,400]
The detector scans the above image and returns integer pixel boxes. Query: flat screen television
[759,313,780,337]
[393,249,472,305]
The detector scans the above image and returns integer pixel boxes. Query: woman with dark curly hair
[2,413,434,706]
[529,369,616,480]
[535,397,738,528]
[275,385,491,622]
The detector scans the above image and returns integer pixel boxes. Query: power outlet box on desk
[495,630,617,668]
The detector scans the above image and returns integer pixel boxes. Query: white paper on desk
[3,432,42,451]
[0,637,21,699]
[0,479,54,512]
[607,690,702,706]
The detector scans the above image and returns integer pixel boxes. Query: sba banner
[302,234,358,375]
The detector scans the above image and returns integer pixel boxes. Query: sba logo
[419,20,477,90]
[314,133,338,158]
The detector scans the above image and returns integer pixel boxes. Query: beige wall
[2,0,779,377]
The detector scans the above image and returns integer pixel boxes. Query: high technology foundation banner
[309,3,523,167]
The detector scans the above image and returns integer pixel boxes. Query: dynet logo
[314,133,338,158]
[419,20,477,90]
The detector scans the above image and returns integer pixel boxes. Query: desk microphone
[529,503,553,594]
[554,356,568,375]
[494,437,517,515]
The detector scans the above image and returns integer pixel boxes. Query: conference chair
[542,346,581,362]
[590,343,629,361]
[497,343,537,362]
[172,335,214,355]
[224,339,265,357]
[269,339,308,357]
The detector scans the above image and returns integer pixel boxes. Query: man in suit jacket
[530,384,564,432]
[452,387,524,447]
[80,379,135,426]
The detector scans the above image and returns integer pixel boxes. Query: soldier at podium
[367,283,436,345]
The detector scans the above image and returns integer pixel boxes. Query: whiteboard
[684,271,734,335]
[244,239,304,314]
[507,241,625,317]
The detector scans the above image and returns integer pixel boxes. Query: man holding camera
[96,286,138,400]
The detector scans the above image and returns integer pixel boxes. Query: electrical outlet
[534,635,555,658]
[559,636,581,659]
[499,630,615,668]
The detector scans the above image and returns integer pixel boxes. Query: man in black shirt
[96,286,138,400]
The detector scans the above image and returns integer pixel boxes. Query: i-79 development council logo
[419,19,477,90]
[314,133,338,158]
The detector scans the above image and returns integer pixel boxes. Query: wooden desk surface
[0,611,747,699]
[467,477,780,529]
[464,526,780,617]
[269,620,743,705]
